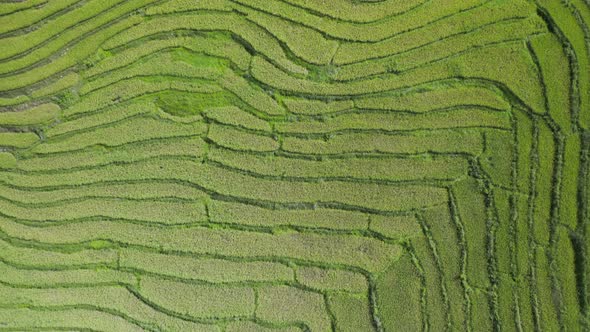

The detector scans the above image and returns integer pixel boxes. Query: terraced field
[0,0,589,331]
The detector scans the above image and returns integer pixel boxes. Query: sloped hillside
[0,0,588,330]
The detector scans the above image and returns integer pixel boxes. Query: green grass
[376,253,424,331]
[257,286,331,331]
[296,266,367,293]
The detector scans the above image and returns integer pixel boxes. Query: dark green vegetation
[0,0,588,331]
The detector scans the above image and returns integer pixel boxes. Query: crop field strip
[0,0,588,331]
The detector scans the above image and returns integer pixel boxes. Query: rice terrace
[0,0,589,331]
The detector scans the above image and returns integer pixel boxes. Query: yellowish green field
[0,0,589,331]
